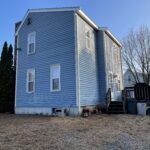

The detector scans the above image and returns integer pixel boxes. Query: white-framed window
[108,72,113,89]
[115,74,121,91]
[128,76,131,82]
[26,69,35,93]
[85,26,91,49]
[114,45,120,65]
[27,32,36,54]
[50,64,61,92]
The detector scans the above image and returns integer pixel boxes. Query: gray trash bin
[137,103,147,115]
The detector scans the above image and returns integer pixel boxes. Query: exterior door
[108,73,121,101]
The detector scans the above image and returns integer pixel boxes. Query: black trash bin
[127,99,137,114]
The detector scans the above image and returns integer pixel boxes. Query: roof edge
[76,10,98,30]
[15,7,121,48]
[15,7,80,35]
[99,27,122,47]
[28,6,80,13]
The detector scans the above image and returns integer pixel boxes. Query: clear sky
[1,0,150,52]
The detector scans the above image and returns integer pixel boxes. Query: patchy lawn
[0,114,149,150]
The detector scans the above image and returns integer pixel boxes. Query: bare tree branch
[122,25,150,85]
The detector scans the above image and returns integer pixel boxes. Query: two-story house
[15,7,123,116]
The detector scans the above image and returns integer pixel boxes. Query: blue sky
[1,0,150,52]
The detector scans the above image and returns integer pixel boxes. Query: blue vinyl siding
[104,32,123,91]
[76,15,99,106]
[96,30,123,104]
[96,30,107,103]
[16,11,77,108]
[16,8,123,111]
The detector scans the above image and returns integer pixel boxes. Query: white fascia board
[28,7,80,13]
[76,10,98,30]
[99,27,122,47]
[15,7,80,36]
[15,9,30,36]
[106,30,122,47]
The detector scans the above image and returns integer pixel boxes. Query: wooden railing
[105,88,111,111]
[123,83,150,102]
[122,84,150,113]
[134,83,150,101]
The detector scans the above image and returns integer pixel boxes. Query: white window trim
[50,64,61,92]
[108,71,113,84]
[15,35,19,107]
[26,68,35,93]
[85,25,91,50]
[27,32,36,55]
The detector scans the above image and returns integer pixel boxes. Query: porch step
[107,111,124,114]
[107,101,124,114]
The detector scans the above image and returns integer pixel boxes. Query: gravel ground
[0,114,149,150]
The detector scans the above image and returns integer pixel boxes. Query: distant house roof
[124,69,144,82]
[15,6,121,47]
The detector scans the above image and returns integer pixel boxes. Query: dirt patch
[0,114,149,150]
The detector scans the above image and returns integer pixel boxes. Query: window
[117,79,121,91]
[27,69,35,93]
[85,26,91,49]
[50,64,61,91]
[27,32,36,54]
[115,76,121,91]
[128,76,131,82]
[114,45,119,64]
[108,72,113,89]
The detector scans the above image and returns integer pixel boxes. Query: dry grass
[0,114,149,150]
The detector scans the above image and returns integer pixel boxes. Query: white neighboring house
[124,69,144,87]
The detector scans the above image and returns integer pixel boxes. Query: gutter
[76,10,99,30]
[99,27,122,47]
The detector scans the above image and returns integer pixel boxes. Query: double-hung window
[27,69,35,93]
[50,64,61,92]
[27,32,36,54]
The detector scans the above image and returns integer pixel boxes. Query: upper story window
[85,26,91,49]
[50,64,61,92]
[114,45,120,65]
[27,69,35,93]
[27,32,36,54]
[128,76,131,82]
